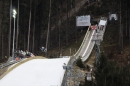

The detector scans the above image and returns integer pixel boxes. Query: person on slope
[41,46,47,52]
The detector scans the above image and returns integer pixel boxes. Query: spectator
[26,50,31,58]
[5,56,7,59]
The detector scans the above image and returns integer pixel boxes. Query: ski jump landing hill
[0,58,70,86]
[0,17,107,86]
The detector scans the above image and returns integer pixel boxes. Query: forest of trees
[0,0,79,62]
[79,53,130,86]
[0,0,130,64]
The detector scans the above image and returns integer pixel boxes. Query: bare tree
[119,0,123,53]
[27,0,32,51]
[2,34,3,59]
[16,0,19,49]
[32,0,36,53]
[128,1,130,43]
[8,0,12,57]
[0,0,5,59]
[125,0,128,37]
[58,5,61,57]
[66,0,69,46]
[73,0,77,43]
[46,0,52,57]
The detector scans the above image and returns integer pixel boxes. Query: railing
[61,56,73,86]
[81,39,95,62]
[0,59,22,69]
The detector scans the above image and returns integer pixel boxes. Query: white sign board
[76,15,90,26]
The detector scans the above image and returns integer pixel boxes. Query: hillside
[46,0,130,65]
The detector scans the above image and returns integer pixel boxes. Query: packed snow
[0,58,70,86]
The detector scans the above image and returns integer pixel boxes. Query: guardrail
[0,59,22,69]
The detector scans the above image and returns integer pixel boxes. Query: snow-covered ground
[0,58,70,86]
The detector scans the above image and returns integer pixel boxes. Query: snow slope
[0,58,70,86]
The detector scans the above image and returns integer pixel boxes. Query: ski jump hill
[0,17,107,86]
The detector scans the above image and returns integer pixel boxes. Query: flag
[90,25,97,30]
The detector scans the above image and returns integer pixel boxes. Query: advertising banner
[76,15,90,26]
[90,25,97,30]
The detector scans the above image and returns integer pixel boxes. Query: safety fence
[0,59,22,69]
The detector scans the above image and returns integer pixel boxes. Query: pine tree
[94,53,108,86]
[76,57,85,68]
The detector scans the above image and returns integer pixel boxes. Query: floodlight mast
[12,9,17,59]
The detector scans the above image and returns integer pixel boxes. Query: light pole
[12,9,17,59]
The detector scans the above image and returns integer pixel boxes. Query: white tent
[109,14,118,21]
